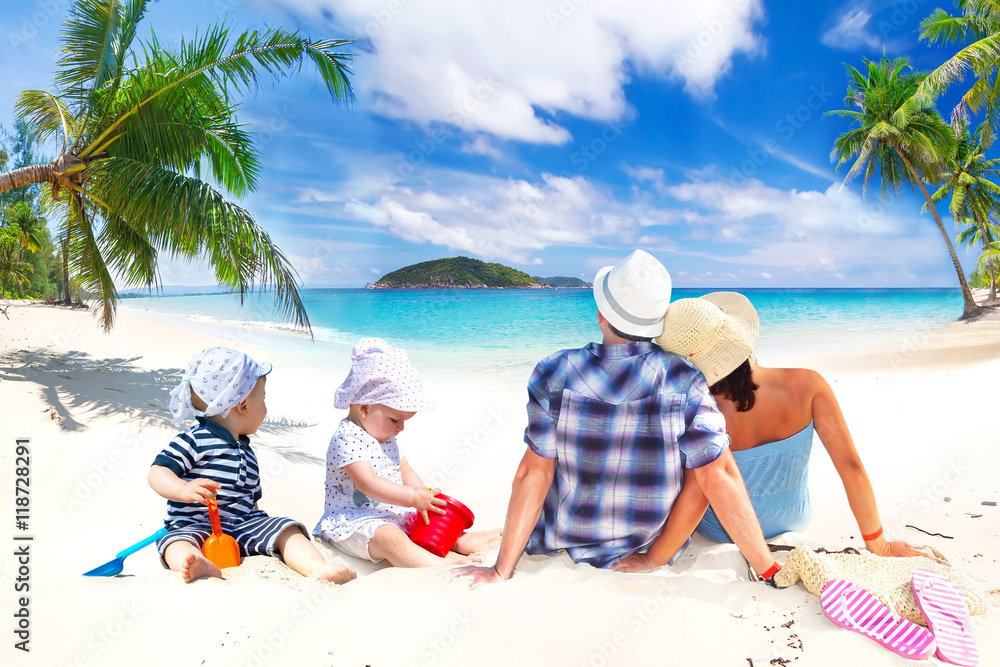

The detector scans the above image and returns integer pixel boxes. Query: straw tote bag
[774,545,987,626]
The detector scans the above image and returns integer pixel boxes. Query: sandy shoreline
[1,299,998,666]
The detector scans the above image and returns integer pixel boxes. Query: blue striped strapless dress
[696,422,815,542]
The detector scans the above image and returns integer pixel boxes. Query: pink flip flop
[912,569,979,666]
[821,579,936,660]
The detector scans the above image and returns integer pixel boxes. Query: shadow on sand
[1,347,321,463]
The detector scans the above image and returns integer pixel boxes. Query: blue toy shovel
[83,528,168,576]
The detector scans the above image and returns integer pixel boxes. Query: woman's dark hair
[709,359,758,412]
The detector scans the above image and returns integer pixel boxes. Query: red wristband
[862,526,884,542]
[759,562,781,580]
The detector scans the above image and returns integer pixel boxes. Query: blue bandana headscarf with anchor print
[168,346,272,426]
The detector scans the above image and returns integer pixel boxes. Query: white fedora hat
[657,291,760,385]
[593,250,672,337]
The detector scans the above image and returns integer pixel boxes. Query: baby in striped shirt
[148,346,356,584]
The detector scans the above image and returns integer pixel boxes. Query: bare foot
[454,529,502,555]
[443,551,484,565]
[181,553,221,583]
[310,562,358,584]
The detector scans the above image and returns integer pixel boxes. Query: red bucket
[409,494,475,557]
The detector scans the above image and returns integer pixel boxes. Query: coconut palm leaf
[88,156,308,328]
[82,27,354,159]
[918,1,1000,132]
[13,91,77,152]
[65,196,119,327]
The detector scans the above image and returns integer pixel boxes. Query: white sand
[1,300,998,666]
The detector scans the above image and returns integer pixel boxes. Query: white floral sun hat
[168,346,272,425]
[334,338,436,411]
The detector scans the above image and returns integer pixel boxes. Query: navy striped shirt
[153,417,262,525]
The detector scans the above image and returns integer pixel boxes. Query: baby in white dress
[313,338,500,567]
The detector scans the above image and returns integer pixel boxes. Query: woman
[611,292,923,573]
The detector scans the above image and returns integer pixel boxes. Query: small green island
[533,276,591,288]
[368,257,585,289]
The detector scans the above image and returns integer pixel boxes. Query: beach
[1,296,998,667]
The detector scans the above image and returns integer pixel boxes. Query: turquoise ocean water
[121,288,965,386]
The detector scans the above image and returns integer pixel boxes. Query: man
[454,250,778,586]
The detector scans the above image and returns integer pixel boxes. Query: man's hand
[450,564,503,589]
[178,478,220,505]
[609,552,657,574]
[411,487,447,525]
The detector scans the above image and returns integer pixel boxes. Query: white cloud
[659,176,945,273]
[286,255,329,283]
[342,172,639,263]
[822,4,882,50]
[266,0,764,143]
[461,135,503,160]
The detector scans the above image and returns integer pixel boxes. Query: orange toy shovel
[203,498,240,569]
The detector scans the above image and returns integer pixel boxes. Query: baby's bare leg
[163,540,221,583]
[274,527,357,584]
[368,525,479,567]
[453,529,503,555]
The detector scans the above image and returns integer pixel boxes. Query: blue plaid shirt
[524,341,729,567]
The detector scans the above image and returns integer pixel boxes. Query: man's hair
[709,359,758,412]
[607,321,654,343]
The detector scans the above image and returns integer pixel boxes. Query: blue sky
[0,0,986,287]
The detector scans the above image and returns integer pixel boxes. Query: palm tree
[957,214,1000,292]
[826,54,983,319]
[0,227,33,295]
[918,1,1000,132]
[0,0,354,330]
[927,120,1000,304]
[1,202,47,297]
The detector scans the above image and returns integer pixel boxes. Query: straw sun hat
[657,292,760,385]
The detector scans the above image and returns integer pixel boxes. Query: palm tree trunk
[892,141,983,319]
[61,234,70,305]
[0,164,55,194]
[970,206,998,304]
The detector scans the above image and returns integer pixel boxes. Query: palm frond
[89,157,310,330]
[66,195,118,330]
[13,91,76,153]
[83,27,354,158]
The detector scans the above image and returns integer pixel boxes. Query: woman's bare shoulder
[766,367,828,400]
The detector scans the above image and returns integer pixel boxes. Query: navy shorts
[157,510,307,563]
